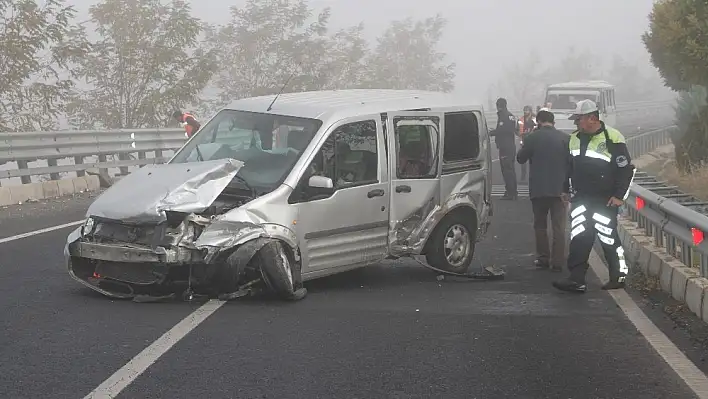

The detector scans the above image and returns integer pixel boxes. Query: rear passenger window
[444,112,480,162]
[396,124,438,179]
[312,120,379,188]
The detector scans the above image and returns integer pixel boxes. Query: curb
[0,175,101,207]
[617,216,708,323]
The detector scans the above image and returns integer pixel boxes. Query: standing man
[518,105,537,182]
[552,100,636,293]
[516,110,570,272]
[489,97,518,200]
[173,110,201,138]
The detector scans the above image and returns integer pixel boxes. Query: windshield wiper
[233,175,257,199]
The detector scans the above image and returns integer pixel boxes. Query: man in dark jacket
[517,110,570,271]
[552,100,636,293]
[489,97,518,200]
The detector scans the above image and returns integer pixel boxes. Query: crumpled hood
[86,158,244,224]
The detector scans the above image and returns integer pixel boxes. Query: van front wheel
[425,216,476,274]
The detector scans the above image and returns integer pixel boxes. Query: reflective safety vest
[181,113,197,137]
[568,124,626,197]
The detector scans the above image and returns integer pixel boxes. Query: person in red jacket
[517,105,536,182]
[173,110,201,138]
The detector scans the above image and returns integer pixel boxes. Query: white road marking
[0,220,83,245]
[588,250,708,398]
[83,299,226,398]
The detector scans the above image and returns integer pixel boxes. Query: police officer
[489,97,518,200]
[553,100,636,293]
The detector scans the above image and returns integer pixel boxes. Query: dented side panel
[386,112,445,256]
[386,110,491,256]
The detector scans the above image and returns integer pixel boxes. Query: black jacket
[490,109,517,147]
[568,122,635,199]
[516,125,571,199]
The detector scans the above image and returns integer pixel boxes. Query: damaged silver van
[64,89,493,302]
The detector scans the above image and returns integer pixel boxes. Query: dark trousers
[531,197,567,268]
[498,145,517,196]
[567,197,628,284]
[519,162,527,181]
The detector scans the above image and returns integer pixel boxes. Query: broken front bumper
[69,240,201,264]
[64,219,305,301]
[66,238,208,299]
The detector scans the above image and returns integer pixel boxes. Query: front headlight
[81,217,95,236]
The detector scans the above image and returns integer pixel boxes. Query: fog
[68,0,664,104]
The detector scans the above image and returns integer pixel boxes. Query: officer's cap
[568,99,599,120]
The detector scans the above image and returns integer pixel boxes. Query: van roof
[547,80,614,90]
[224,89,486,121]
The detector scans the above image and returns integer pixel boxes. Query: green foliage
[673,85,708,172]
[207,0,364,104]
[204,0,455,113]
[67,0,218,129]
[3,0,456,130]
[642,0,708,92]
[360,15,455,92]
[0,0,89,131]
[644,0,708,172]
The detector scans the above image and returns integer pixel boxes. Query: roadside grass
[659,162,708,202]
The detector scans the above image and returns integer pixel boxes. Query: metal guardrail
[623,126,708,276]
[0,100,677,185]
[0,128,185,184]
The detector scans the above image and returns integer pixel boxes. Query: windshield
[170,109,323,193]
[545,91,599,110]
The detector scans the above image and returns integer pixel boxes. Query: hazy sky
[68,0,660,96]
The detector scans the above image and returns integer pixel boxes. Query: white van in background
[543,81,617,133]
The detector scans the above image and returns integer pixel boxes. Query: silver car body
[65,89,493,296]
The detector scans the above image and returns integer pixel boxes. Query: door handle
[395,185,411,193]
[367,189,384,198]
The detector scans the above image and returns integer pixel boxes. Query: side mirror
[308,175,333,189]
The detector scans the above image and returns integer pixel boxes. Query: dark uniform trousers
[567,195,628,284]
[498,143,518,196]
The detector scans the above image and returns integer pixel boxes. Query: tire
[424,213,476,274]
[257,241,307,301]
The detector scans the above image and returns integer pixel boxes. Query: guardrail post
[46,158,60,181]
[668,235,677,257]
[98,154,108,177]
[74,156,85,177]
[682,242,692,266]
[16,161,31,184]
[118,153,129,175]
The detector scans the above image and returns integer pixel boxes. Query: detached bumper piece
[67,239,307,303]
[412,255,505,281]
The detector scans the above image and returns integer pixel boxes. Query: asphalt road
[0,119,698,399]
[0,186,700,398]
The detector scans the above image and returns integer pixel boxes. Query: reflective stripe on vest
[568,126,624,163]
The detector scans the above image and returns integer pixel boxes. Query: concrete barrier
[617,216,708,323]
[0,175,100,207]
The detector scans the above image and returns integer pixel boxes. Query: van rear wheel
[425,215,476,274]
